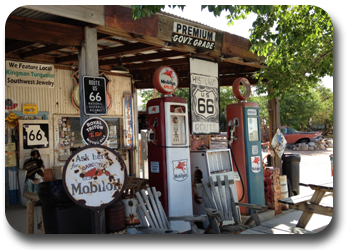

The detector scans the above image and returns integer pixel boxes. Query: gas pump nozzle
[147,118,158,144]
[228,118,239,144]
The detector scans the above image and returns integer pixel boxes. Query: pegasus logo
[82,167,110,180]
[175,161,186,173]
[162,69,175,81]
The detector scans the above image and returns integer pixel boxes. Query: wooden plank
[296,190,326,228]
[6,16,84,47]
[25,5,105,26]
[226,175,241,224]
[26,200,35,234]
[105,5,158,38]
[146,187,166,229]
[195,179,235,189]
[136,205,148,227]
[140,189,160,229]
[151,187,171,229]
[222,32,259,62]
[136,191,156,228]
[290,203,333,217]
[216,175,228,220]
[223,176,234,222]
[209,177,224,220]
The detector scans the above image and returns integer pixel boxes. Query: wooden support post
[26,200,35,234]
[79,26,106,234]
[268,89,282,173]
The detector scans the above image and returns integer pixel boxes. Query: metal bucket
[121,197,140,226]
[105,201,126,233]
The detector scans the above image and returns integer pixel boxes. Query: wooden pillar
[26,200,35,234]
[268,89,282,174]
[78,26,106,234]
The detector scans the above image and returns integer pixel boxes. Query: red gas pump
[146,66,192,233]
[226,78,265,214]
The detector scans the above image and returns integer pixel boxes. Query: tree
[131,5,333,100]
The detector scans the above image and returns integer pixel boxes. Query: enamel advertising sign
[62,145,127,210]
[152,66,179,95]
[81,117,109,145]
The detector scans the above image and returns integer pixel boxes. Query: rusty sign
[62,145,127,210]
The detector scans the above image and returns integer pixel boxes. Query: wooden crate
[263,167,282,215]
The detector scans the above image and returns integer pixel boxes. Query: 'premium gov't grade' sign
[62,145,127,210]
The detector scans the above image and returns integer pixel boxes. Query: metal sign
[124,93,133,149]
[81,117,109,145]
[172,22,216,50]
[152,66,179,95]
[62,145,127,210]
[83,76,107,115]
[23,123,49,149]
[189,58,220,135]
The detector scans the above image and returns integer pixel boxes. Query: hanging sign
[152,66,179,95]
[189,58,220,135]
[62,145,127,210]
[83,76,107,115]
[5,60,55,88]
[124,93,133,149]
[81,117,109,145]
[172,22,216,50]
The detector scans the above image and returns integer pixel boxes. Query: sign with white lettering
[172,22,216,50]
[189,58,220,135]
[62,145,127,210]
[81,117,109,145]
[5,60,55,88]
[83,76,107,115]
[152,66,179,95]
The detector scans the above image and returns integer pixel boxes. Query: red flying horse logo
[83,167,110,180]
[253,157,260,165]
[162,69,175,81]
[175,161,186,173]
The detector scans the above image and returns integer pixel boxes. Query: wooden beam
[20,45,68,59]
[126,58,188,70]
[5,41,36,54]
[99,50,187,66]
[56,42,158,63]
[6,16,84,47]
[25,5,105,26]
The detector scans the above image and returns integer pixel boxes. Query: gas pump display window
[248,117,259,141]
[171,115,186,145]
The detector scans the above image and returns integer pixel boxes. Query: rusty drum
[105,201,126,233]
[121,197,140,226]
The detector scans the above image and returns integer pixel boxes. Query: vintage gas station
[5,5,299,234]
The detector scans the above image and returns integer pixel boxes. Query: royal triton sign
[62,145,127,210]
[172,22,216,50]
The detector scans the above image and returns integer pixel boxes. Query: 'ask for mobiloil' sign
[172,22,216,50]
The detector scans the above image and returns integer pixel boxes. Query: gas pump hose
[228,143,245,202]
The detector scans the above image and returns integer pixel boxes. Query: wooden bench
[279,192,333,217]
[196,175,268,234]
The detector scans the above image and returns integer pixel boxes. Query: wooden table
[279,178,333,229]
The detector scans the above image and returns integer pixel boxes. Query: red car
[279,126,322,144]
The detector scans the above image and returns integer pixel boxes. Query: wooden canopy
[5,5,265,89]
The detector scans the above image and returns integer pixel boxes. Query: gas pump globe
[146,66,192,233]
[226,77,265,214]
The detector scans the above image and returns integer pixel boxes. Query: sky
[163,5,333,92]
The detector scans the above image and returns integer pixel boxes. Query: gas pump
[146,66,192,232]
[226,77,265,214]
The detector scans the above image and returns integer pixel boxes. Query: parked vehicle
[279,126,322,144]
